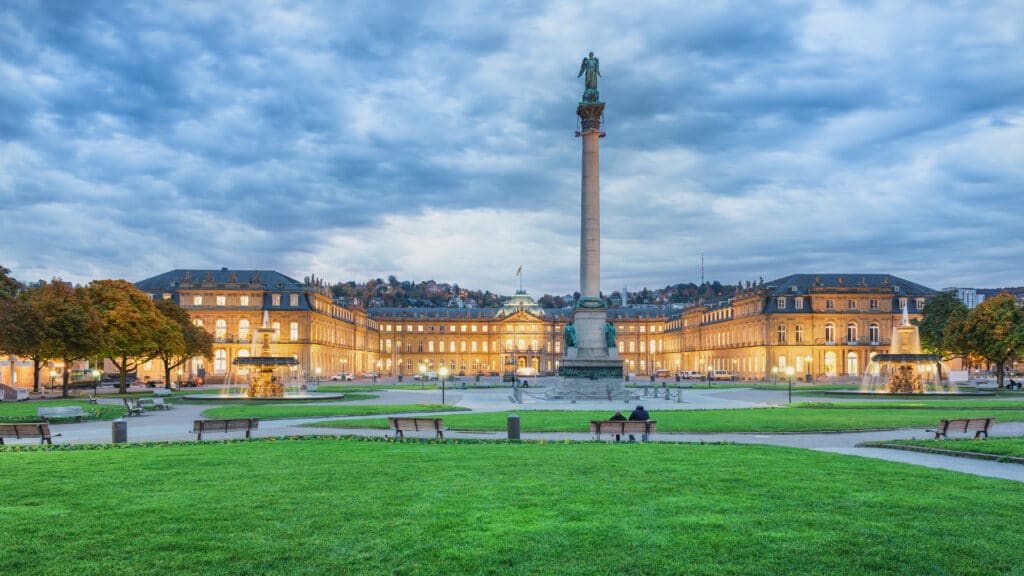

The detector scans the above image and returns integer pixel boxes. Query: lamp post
[805,355,813,384]
[439,366,448,405]
[177,368,183,389]
[418,363,426,390]
[786,366,795,404]
[315,367,321,389]
[771,366,778,386]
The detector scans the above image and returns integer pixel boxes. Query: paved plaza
[29,380,1024,483]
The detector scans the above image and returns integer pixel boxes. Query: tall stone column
[578,102,604,302]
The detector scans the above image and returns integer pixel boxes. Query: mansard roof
[135,269,305,291]
[762,274,936,296]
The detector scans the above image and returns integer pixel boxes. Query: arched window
[194,319,204,328]
[846,352,858,376]
[777,325,787,344]
[215,319,227,340]
[847,323,858,343]
[869,323,880,344]
[824,323,835,344]
[824,351,837,376]
[239,319,250,341]
[214,349,227,374]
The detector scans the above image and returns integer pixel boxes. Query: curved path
[31,383,1024,483]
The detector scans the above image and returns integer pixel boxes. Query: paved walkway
[27,383,1024,483]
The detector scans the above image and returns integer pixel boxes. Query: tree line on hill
[0,266,213,396]
[915,290,1024,387]
[330,275,737,309]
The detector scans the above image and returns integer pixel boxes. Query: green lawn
[2,439,1022,575]
[202,403,469,420]
[309,407,1024,433]
[794,400,1024,409]
[0,399,126,423]
[878,438,1024,459]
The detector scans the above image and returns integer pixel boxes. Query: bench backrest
[590,420,657,434]
[0,423,52,439]
[37,406,85,417]
[941,418,993,433]
[388,417,443,432]
[192,418,259,433]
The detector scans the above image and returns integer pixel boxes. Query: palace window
[847,299,856,310]
[215,319,226,339]
[193,295,203,306]
[794,297,804,310]
[471,341,477,353]
[239,319,250,341]
[290,294,299,307]
[777,325,787,344]
[482,341,488,353]
[289,322,298,341]
[898,297,907,311]
[847,323,858,343]
[449,341,455,353]
[825,299,834,310]
[825,323,836,344]
[777,297,786,310]
[240,295,250,307]
[272,322,280,341]
[869,299,879,310]
[794,324,803,343]
[214,350,227,374]
[216,295,226,306]
[916,298,925,311]
[272,294,281,306]
[870,323,880,343]
[194,319,204,327]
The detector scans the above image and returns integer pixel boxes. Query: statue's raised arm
[579,51,601,102]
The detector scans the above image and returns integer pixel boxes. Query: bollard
[642,385,649,396]
[112,418,127,444]
[398,375,403,383]
[676,388,683,403]
[507,414,521,440]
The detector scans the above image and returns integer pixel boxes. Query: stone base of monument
[550,358,629,401]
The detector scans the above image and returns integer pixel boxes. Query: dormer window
[794,297,804,310]
[777,297,786,310]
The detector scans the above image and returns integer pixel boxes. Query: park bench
[590,420,657,442]
[191,418,259,441]
[140,397,170,411]
[37,406,86,423]
[0,423,60,445]
[87,394,98,404]
[123,398,144,416]
[928,417,994,440]
[153,388,172,397]
[388,417,445,440]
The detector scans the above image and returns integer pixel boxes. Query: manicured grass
[0,399,127,423]
[881,438,1024,459]
[795,400,1024,409]
[202,403,469,420]
[180,393,377,406]
[311,407,1024,433]
[2,438,1023,575]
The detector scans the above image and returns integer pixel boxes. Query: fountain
[182,311,345,401]
[858,304,980,395]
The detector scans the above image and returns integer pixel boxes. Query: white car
[361,371,378,378]
[711,370,734,382]
[679,371,704,380]
[331,372,354,381]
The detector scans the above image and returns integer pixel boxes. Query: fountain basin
[180,391,347,401]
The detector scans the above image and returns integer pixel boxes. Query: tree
[88,280,166,393]
[152,298,214,387]
[914,290,969,359]
[35,281,105,397]
[0,266,21,301]
[0,295,46,391]
[961,292,1024,387]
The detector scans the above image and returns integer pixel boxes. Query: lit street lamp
[439,366,449,405]
[805,355,813,384]
[786,366,795,404]
[418,363,426,390]
[315,367,321,389]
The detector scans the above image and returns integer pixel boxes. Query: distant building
[943,287,984,309]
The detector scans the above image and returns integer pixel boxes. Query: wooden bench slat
[590,420,657,441]
[929,417,994,440]
[388,417,444,439]
[191,418,259,440]
[0,423,59,445]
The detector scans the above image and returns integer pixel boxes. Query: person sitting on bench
[628,405,651,441]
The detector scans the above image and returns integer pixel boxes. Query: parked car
[414,371,438,381]
[654,369,671,378]
[331,372,354,381]
[678,371,704,380]
[711,370,734,382]
[361,372,378,378]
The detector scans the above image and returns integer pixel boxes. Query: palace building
[125,269,935,385]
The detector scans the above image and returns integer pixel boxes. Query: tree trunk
[32,359,41,393]
[62,361,70,398]
[118,355,128,394]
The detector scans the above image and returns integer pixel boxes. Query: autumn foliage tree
[153,298,214,387]
[32,281,105,397]
[960,292,1024,387]
[87,279,169,394]
[914,290,969,359]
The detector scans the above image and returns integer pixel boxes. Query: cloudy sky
[2,1,1022,296]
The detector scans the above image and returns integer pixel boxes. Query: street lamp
[439,366,448,405]
[786,366,795,404]
[418,363,426,390]
[315,367,321,389]
[177,368,183,389]
[805,355,813,384]
[771,366,778,386]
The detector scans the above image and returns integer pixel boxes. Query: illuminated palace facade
[131,270,934,383]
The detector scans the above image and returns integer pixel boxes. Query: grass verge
[869,437,1024,459]
[202,403,469,420]
[309,407,1024,433]
[1,437,1022,575]
[0,399,127,423]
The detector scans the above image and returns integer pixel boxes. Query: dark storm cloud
[1,1,1022,294]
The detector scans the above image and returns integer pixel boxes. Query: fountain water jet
[860,304,950,394]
